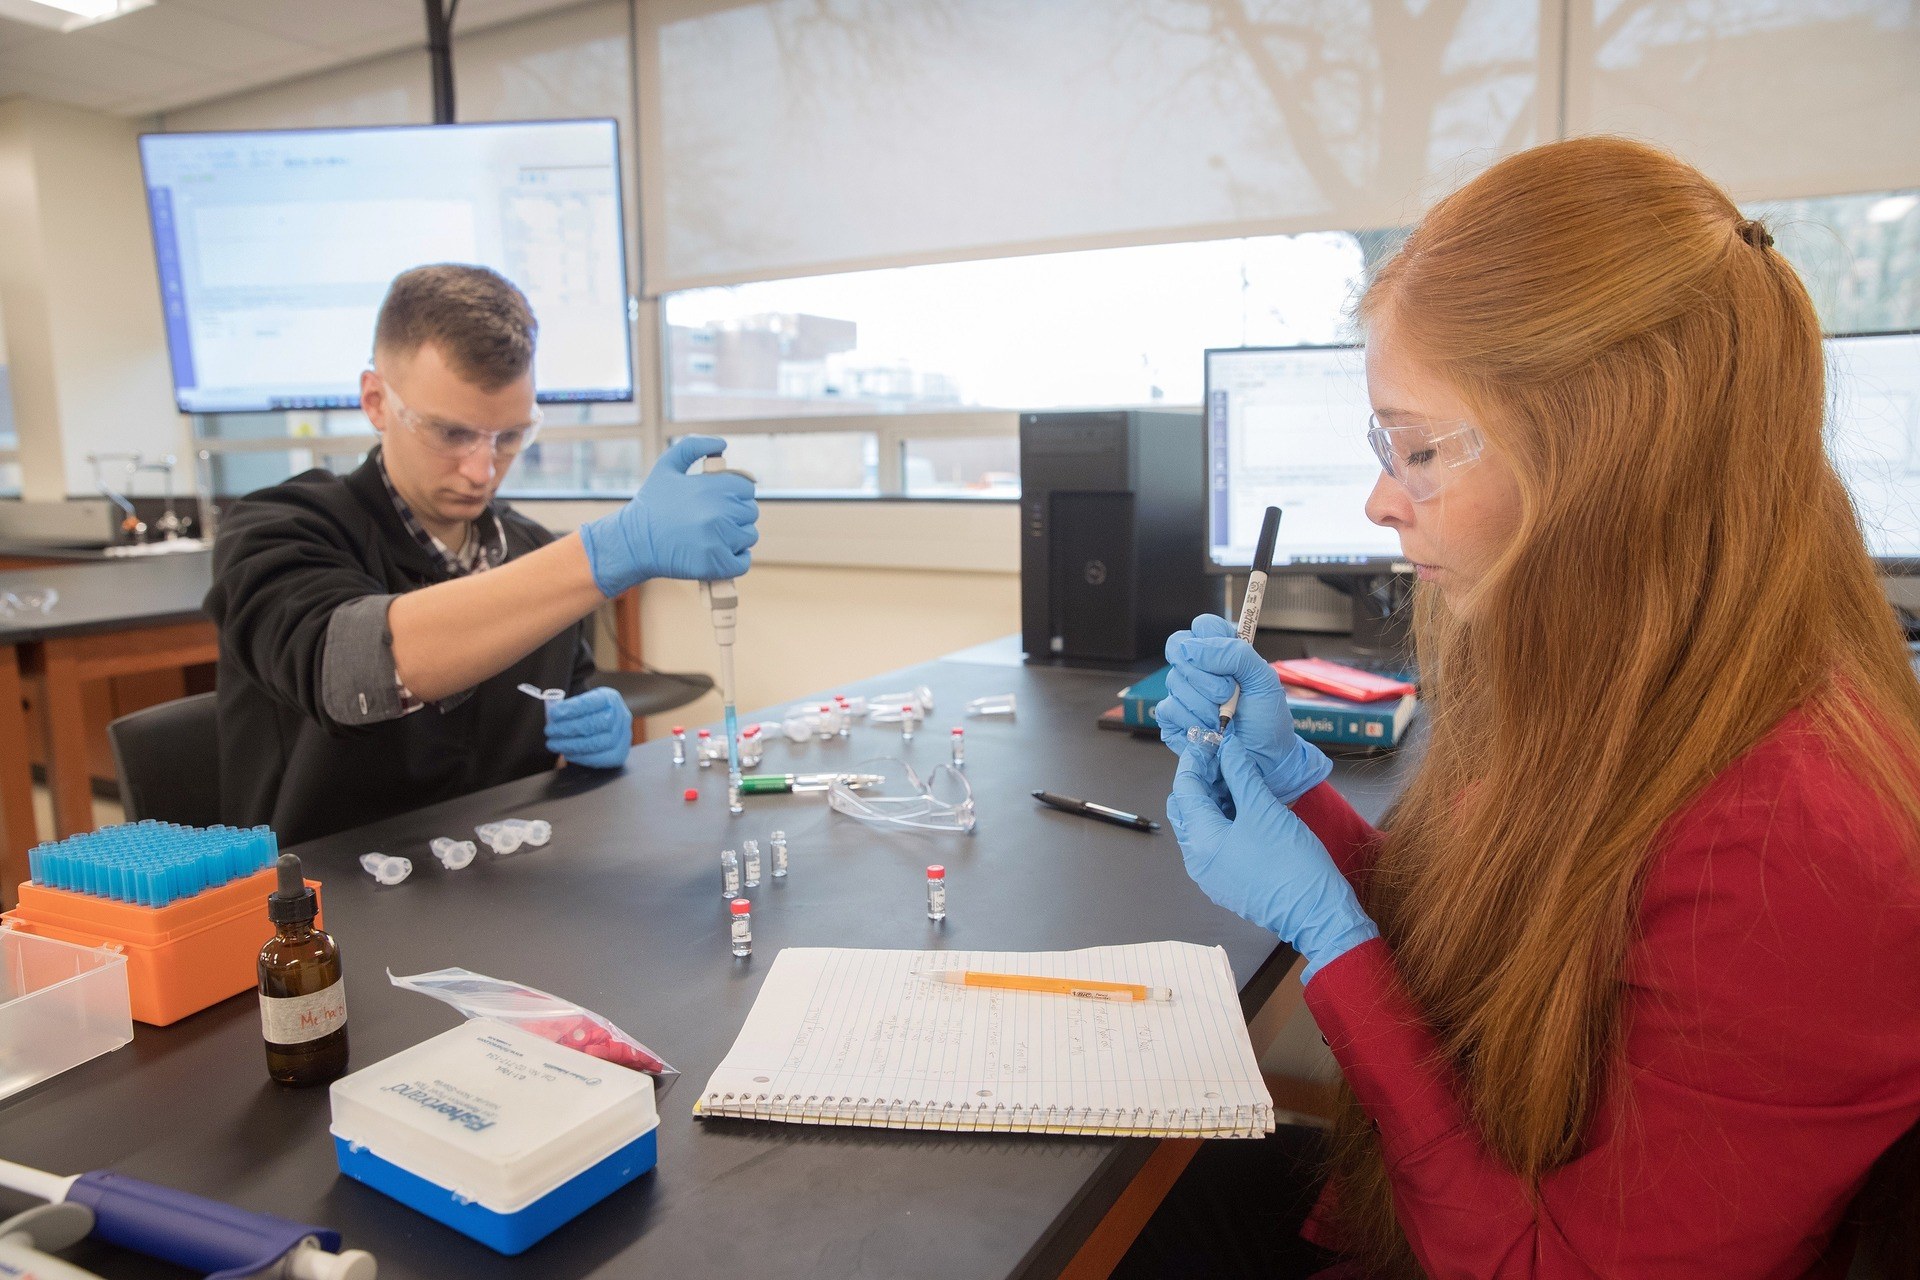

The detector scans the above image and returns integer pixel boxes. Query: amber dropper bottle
[258,853,349,1086]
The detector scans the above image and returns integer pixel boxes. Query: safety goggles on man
[1366,415,1485,503]
[377,375,544,459]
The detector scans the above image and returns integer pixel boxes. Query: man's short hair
[373,264,537,391]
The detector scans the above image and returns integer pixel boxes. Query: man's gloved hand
[545,686,633,770]
[1168,736,1379,983]
[578,436,758,597]
[1155,614,1332,805]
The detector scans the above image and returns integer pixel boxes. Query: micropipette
[703,454,746,815]
[1220,506,1282,731]
[737,771,886,796]
[0,1157,376,1279]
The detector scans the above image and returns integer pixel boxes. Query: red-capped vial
[834,696,852,738]
[901,705,916,743]
[926,865,946,922]
[696,728,712,768]
[950,726,965,767]
[730,898,752,956]
[671,725,687,766]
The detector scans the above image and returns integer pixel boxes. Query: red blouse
[1290,707,1920,1278]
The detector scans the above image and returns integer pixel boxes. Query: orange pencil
[914,968,1172,1002]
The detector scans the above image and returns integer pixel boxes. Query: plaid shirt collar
[372,445,507,578]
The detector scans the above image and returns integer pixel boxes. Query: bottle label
[260,979,347,1045]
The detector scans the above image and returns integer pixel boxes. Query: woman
[1146,136,1920,1278]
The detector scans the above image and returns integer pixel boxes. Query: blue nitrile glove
[577,436,759,597]
[545,686,633,770]
[1168,736,1379,983]
[1155,614,1333,805]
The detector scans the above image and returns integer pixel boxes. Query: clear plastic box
[0,925,133,1100]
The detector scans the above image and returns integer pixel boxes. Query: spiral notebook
[694,941,1274,1137]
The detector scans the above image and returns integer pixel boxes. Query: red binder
[1273,657,1416,703]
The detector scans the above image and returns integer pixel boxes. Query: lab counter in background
[0,552,219,903]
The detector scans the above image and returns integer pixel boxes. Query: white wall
[0,99,188,501]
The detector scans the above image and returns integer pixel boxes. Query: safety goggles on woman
[379,376,544,459]
[1366,415,1485,502]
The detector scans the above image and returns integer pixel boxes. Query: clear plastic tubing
[926,865,947,922]
[720,848,740,899]
[671,726,686,766]
[901,705,916,743]
[771,830,788,879]
[742,839,762,888]
[950,727,965,767]
[730,899,752,957]
[965,693,1017,718]
[697,729,713,768]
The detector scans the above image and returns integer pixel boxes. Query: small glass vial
[834,697,852,738]
[742,839,762,887]
[901,705,916,743]
[730,899,752,957]
[697,729,713,768]
[770,829,788,879]
[671,725,686,765]
[950,727,966,767]
[926,864,947,922]
[817,704,837,740]
[720,847,740,899]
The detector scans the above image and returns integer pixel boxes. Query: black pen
[1032,790,1161,832]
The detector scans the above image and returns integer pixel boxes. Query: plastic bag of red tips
[388,966,677,1085]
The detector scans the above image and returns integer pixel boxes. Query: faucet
[87,453,146,544]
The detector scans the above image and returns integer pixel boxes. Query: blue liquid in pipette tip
[723,704,743,810]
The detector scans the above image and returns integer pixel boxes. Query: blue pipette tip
[25,819,281,908]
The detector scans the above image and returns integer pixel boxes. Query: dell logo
[1083,561,1107,586]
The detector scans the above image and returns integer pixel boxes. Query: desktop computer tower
[1020,410,1209,664]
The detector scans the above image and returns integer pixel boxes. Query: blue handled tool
[0,1159,374,1280]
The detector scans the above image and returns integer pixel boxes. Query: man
[205,264,756,844]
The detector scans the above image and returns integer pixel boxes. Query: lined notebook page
[696,941,1274,1137]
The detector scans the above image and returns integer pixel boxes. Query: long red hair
[1329,135,1920,1275]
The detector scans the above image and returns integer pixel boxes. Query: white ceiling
[0,0,600,118]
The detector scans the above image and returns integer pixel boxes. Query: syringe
[704,455,745,815]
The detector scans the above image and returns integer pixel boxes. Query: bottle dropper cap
[268,852,317,924]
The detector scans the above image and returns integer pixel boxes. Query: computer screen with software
[1826,330,1920,570]
[138,120,633,413]
[1205,344,1405,573]
[1208,333,1920,575]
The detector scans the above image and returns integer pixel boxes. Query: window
[679,431,878,497]
[663,230,1383,421]
[903,437,1019,499]
[1746,189,1920,335]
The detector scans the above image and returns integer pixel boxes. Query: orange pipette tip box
[2,867,323,1026]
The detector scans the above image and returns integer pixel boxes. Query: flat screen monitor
[1826,330,1920,572]
[138,120,633,413]
[1205,344,1406,573]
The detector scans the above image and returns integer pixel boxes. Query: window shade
[638,0,1552,291]
[1564,0,1920,202]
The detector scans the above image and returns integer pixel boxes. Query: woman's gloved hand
[1155,614,1332,804]
[1168,736,1378,983]
[545,686,634,770]
[578,435,759,597]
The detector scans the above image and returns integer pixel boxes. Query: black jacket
[203,457,593,845]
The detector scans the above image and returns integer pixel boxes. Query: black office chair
[108,691,221,827]
[591,668,715,723]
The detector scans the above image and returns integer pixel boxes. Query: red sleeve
[1291,780,1384,889]
[1300,729,1920,1279]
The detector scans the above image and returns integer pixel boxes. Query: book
[695,942,1274,1137]
[1118,664,1418,749]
